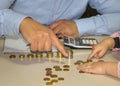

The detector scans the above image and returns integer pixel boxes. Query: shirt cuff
[74,18,95,36]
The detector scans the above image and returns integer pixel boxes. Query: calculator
[63,36,98,49]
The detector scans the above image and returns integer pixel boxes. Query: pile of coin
[74,59,93,73]
[74,59,92,65]
[43,64,70,85]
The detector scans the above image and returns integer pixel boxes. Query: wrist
[101,37,115,50]
[105,62,118,77]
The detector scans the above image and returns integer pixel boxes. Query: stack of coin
[35,52,43,61]
[9,55,16,60]
[27,54,34,61]
[67,49,73,59]
[56,52,63,58]
[46,52,53,62]
[46,52,53,58]
[19,54,25,61]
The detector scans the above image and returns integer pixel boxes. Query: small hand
[87,37,115,60]
[77,61,118,77]
[77,61,106,74]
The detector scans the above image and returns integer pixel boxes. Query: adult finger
[51,32,68,57]
[50,21,59,30]
[30,40,38,52]
[44,36,52,51]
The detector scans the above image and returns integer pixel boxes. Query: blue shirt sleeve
[0,0,27,36]
[0,0,14,9]
[74,0,120,36]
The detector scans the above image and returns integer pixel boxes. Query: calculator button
[90,40,93,45]
[93,40,97,44]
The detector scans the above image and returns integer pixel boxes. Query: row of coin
[9,49,73,61]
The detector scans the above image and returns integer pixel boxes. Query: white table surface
[0,36,120,86]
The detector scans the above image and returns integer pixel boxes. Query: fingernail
[64,53,68,57]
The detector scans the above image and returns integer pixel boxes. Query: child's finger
[96,50,105,58]
[87,50,98,60]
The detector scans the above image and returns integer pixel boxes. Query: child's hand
[77,61,106,74]
[87,37,115,60]
[88,42,108,60]
[77,61,118,77]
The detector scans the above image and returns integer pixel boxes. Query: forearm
[74,14,120,36]
[0,0,15,9]
[100,37,115,50]
[0,9,27,36]
[105,62,118,78]
[75,0,120,36]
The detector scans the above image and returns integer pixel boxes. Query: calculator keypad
[64,37,98,48]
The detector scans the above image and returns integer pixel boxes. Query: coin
[35,53,43,59]
[19,54,25,61]
[74,60,84,65]
[63,69,69,71]
[43,77,50,81]
[46,82,52,85]
[57,52,63,58]
[46,70,52,76]
[45,68,52,71]
[87,59,93,63]
[58,77,64,81]
[51,79,58,83]
[50,74,58,78]
[55,68,62,71]
[53,65,60,69]
[27,54,34,61]
[67,49,73,59]
[9,55,16,60]
[63,65,70,68]
[46,52,53,58]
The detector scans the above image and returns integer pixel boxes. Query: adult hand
[19,18,68,57]
[50,20,79,38]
